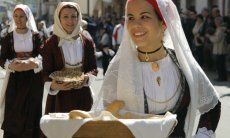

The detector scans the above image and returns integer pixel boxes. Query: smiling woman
[40,1,97,121]
[13,8,27,30]
[0,4,43,138]
[127,1,163,49]
[99,0,221,137]
[126,0,166,62]
[59,5,79,34]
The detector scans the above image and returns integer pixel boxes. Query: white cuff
[45,81,59,95]
[4,59,15,73]
[194,127,215,138]
[84,73,96,87]
[108,49,115,56]
[33,54,43,73]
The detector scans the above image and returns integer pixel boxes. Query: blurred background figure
[99,25,114,75]
[192,14,205,66]
[112,17,124,53]
[206,17,228,81]
[37,20,48,41]
[182,8,197,52]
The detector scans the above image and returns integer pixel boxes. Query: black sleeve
[197,101,221,132]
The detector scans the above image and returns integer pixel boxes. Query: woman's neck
[137,44,167,62]
[16,28,28,34]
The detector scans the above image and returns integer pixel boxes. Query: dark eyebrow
[140,12,151,15]
[127,12,151,17]
[127,13,133,17]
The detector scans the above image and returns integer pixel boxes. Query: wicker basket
[72,120,135,138]
[49,67,84,88]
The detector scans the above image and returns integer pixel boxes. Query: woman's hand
[23,60,38,71]
[8,58,38,72]
[8,60,26,72]
[74,74,89,89]
[50,80,73,91]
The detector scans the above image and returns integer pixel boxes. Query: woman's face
[126,0,163,48]
[13,9,27,29]
[59,7,78,34]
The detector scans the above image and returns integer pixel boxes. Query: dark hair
[153,9,163,22]
[197,14,203,21]
[59,5,79,18]
[202,8,209,12]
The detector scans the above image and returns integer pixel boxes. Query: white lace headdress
[97,0,219,137]
[53,2,83,46]
[8,4,38,33]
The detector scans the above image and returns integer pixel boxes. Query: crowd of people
[1,4,228,80]
[181,6,230,81]
[0,0,228,137]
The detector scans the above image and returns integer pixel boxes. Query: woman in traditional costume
[41,2,97,114]
[0,4,43,138]
[99,0,221,137]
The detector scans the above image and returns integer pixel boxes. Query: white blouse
[61,38,83,66]
[4,30,42,73]
[13,30,33,52]
[46,37,95,95]
[142,54,181,114]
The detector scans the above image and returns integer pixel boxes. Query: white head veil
[8,4,38,33]
[39,20,48,36]
[98,0,219,137]
[53,2,83,46]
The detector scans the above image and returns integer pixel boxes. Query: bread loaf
[105,100,157,119]
[69,110,92,119]
[105,100,125,118]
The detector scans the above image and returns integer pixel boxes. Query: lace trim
[195,127,215,138]
[198,72,219,114]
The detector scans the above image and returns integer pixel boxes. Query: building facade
[36,0,230,25]
[179,0,230,16]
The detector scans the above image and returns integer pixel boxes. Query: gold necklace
[146,85,179,104]
[146,76,181,104]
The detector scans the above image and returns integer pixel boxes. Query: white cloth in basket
[40,111,177,138]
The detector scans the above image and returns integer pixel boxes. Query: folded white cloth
[40,111,177,138]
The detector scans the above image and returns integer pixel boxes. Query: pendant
[145,53,149,61]
[156,77,161,86]
[151,62,159,72]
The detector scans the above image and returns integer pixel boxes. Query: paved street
[0,66,229,138]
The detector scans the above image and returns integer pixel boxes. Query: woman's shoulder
[40,35,59,51]
[44,35,59,46]
[80,32,94,48]
[2,31,13,41]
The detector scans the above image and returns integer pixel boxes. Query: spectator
[99,25,114,75]
[112,17,124,53]
[192,14,205,66]
[206,17,228,81]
